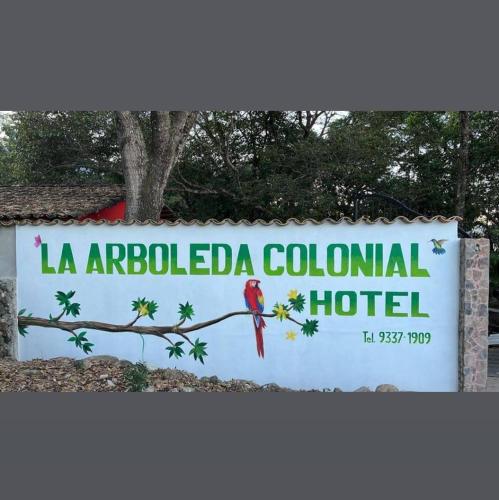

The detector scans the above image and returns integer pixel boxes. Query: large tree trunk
[455,111,471,219]
[116,111,198,221]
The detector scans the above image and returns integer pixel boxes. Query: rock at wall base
[375,384,399,392]
[81,355,120,368]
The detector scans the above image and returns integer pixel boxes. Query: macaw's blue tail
[432,247,446,255]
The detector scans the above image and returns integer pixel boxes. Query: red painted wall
[79,200,126,221]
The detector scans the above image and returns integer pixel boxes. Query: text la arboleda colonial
[39,241,433,318]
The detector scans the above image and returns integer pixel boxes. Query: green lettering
[86,243,104,274]
[263,244,284,276]
[351,244,373,277]
[212,244,232,275]
[286,244,307,276]
[335,291,357,316]
[386,244,408,277]
[411,292,429,317]
[127,244,147,275]
[234,244,254,275]
[190,243,210,275]
[171,244,187,275]
[149,244,168,275]
[375,243,384,276]
[360,291,383,316]
[310,290,332,315]
[410,243,430,277]
[326,244,349,276]
[58,243,76,274]
[386,291,409,317]
[106,244,126,274]
[41,243,56,274]
[309,244,325,276]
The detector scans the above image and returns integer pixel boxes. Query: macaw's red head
[245,279,261,289]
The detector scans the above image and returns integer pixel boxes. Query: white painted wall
[15,220,460,391]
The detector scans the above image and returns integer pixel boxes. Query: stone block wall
[458,238,490,391]
[0,278,17,358]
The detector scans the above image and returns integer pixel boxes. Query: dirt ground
[0,355,405,392]
[0,355,294,392]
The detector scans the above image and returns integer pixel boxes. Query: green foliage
[66,302,81,317]
[2,110,499,243]
[301,319,319,337]
[123,362,150,392]
[131,297,159,320]
[490,252,499,296]
[178,302,195,321]
[18,326,29,337]
[17,308,32,337]
[67,331,94,354]
[74,359,85,372]
[147,300,159,319]
[55,290,75,307]
[288,293,306,313]
[0,111,121,184]
[189,338,207,364]
[55,290,81,317]
[166,341,185,359]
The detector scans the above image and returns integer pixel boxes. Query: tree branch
[18,310,282,341]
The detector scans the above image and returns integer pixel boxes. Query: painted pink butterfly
[34,235,42,248]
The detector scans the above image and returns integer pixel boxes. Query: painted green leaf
[289,293,306,313]
[131,298,158,319]
[131,297,147,312]
[189,338,207,364]
[66,302,81,317]
[301,319,319,337]
[56,290,75,307]
[167,341,185,359]
[82,342,94,354]
[178,302,195,321]
[147,300,159,320]
[77,331,88,342]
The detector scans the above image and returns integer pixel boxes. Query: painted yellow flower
[273,303,289,321]
[285,331,297,341]
[138,303,149,317]
[288,289,298,300]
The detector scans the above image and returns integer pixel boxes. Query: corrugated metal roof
[0,215,461,226]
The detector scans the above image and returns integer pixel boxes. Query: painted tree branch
[17,289,318,362]
[17,310,295,341]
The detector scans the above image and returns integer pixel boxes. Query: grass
[123,362,150,392]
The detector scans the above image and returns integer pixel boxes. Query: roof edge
[0,215,462,227]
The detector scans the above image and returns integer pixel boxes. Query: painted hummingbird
[429,239,447,255]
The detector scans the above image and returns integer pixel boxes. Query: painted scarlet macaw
[244,279,266,358]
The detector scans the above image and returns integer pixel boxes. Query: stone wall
[459,238,490,392]
[0,278,17,358]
